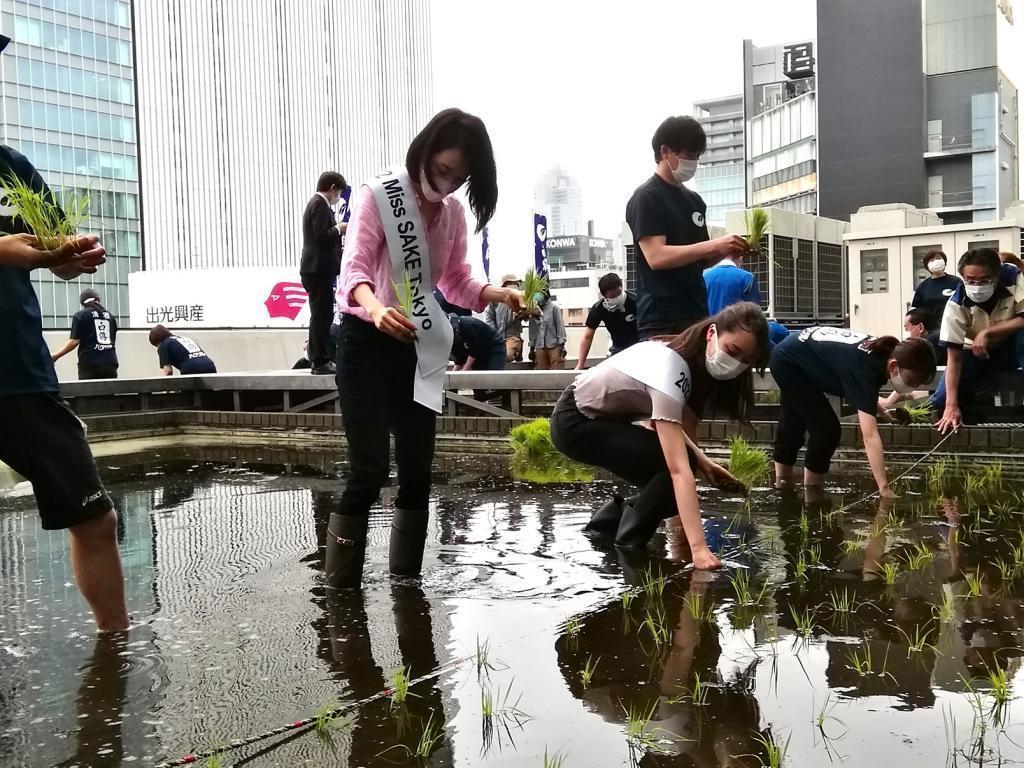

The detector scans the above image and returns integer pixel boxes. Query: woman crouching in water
[550,302,770,570]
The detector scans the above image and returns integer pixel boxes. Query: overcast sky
[432,0,817,279]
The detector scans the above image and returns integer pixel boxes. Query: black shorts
[0,392,112,530]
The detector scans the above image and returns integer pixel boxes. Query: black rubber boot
[389,508,429,578]
[325,513,368,590]
[613,500,663,550]
[583,494,625,539]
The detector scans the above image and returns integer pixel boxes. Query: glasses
[963,277,995,286]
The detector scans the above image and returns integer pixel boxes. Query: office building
[692,94,745,226]
[533,165,583,238]
[0,0,141,327]
[742,38,818,215]
[817,0,1019,223]
[134,0,434,271]
[846,202,1021,337]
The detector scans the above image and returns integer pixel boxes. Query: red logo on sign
[264,282,309,320]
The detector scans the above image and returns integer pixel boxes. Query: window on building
[967,239,1000,251]
[860,248,889,294]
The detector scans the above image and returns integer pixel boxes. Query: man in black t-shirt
[0,138,129,632]
[575,272,639,369]
[51,288,119,379]
[625,116,748,338]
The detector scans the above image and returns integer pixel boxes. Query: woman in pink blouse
[329,109,523,587]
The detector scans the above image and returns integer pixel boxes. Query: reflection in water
[3,446,1024,765]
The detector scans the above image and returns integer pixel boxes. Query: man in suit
[301,171,348,375]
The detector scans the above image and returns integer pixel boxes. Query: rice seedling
[639,603,670,646]
[789,604,817,639]
[744,207,770,254]
[579,654,600,689]
[964,568,983,598]
[933,589,956,623]
[314,699,350,742]
[896,622,937,656]
[683,592,714,623]
[995,557,1018,586]
[727,435,771,488]
[389,665,416,705]
[411,710,444,758]
[686,672,711,706]
[204,750,225,768]
[751,729,790,768]
[826,587,859,614]
[391,269,415,319]
[874,561,900,586]
[815,692,847,737]
[565,615,583,638]
[985,660,1012,707]
[805,545,822,566]
[925,457,949,496]
[621,590,635,611]
[640,564,667,602]
[797,510,810,540]
[0,173,90,249]
[793,552,809,583]
[841,539,863,557]
[622,699,677,756]
[901,402,935,424]
[521,268,549,312]
[903,543,935,572]
[543,747,568,768]
[1012,537,1024,571]
[847,643,896,681]
[731,569,769,607]
[508,419,593,484]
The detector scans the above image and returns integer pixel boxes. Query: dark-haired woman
[51,289,119,379]
[550,302,771,570]
[330,108,523,586]
[148,324,217,375]
[771,327,937,497]
[910,249,961,331]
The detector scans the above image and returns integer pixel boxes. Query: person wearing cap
[485,273,530,362]
[0,112,129,631]
[51,289,119,379]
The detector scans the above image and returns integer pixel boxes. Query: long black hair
[406,108,497,232]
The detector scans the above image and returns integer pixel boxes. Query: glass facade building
[0,0,140,327]
[533,165,583,238]
[693,95,744,226]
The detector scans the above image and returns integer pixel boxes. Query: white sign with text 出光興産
[129,268,314,328]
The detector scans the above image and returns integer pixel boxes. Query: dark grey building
[816,0,1019,223]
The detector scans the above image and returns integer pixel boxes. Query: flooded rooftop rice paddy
[2,445,1024,766]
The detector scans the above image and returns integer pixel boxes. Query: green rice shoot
[744,207,769,254]
[728,435,771,489]
[0,173,90,249]
[521,268,549,311]
[508,418,593,484]
[391,270,415,318]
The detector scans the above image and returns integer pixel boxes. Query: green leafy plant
[685,672,711,706]
[621,590,635,611]
[744,207,770,254]
[580,654,601,689]
[896,622,937,656]
[0,173,90,249]
[314,699,350,742]
[875,561,900,586]
[933,589,956,623]
[639,603,670,646]
[391,269,415,318]
[411,710,444,757]
[521,268,549,312]
[640,564,667,602]
[847,642,896,681]
[789,604,817,639]
[964,568,983,598]
[728,435,771,488]
[751,729,791,768]
[623,699,678,756]
[827,587,859,614]
[903,543,935,572]
[389,665,415,705]
[902,402,935,424]
[683,593,714,623]
[731,569,769,607]
[543,747,568,768]
[508,418,593,484]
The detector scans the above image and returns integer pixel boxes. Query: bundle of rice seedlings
[521,268,549,312]
[744,207,769,255]
[0,174,89,249]
[508,418,593,483]
[391,270,415,318]
[727,434,771,488]
[509,418,560,462]
[903,402,935,424]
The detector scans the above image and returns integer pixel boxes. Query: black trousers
[771,357,841,474]
[550,388,694,518]
[335,317,436,516]
[301,271,336,368]
[78,365,118,380]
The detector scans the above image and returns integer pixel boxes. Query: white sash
[369,167,453,413]
[604,341,692,405]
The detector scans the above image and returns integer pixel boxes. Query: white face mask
[927,259,946,275]
[890,373,915,395]
[964,282,996,303]
[670,156,698,185]
[705,324,749,381]
[602,292,627,311]
[420,168,457,203]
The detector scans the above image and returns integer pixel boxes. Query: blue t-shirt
[450,315,503,364]
[158,336,216,374]
[770,326,888,414]
[768,321,790,347]
[71,307,118,370]
[0,145,60,396]
[703,262,762,315]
